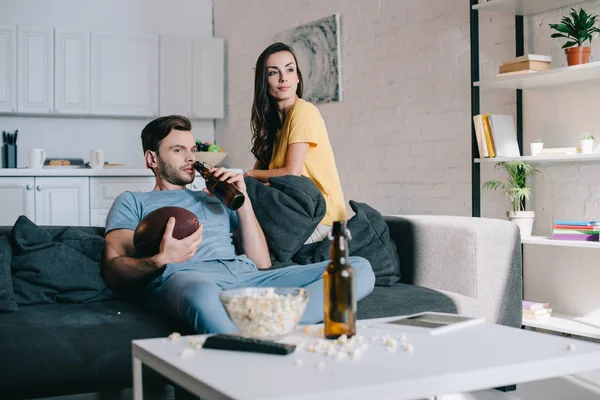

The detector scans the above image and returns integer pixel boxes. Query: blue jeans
[146,256,375,334]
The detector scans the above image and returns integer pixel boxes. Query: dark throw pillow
[0,235,18,312]
[10,215,116,305]
[245,175,326,263]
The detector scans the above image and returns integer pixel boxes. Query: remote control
[203,334,296,355]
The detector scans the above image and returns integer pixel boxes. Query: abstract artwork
[274,14,342,104]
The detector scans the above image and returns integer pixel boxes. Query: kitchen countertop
[0,167,243,177]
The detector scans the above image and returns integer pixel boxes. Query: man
[103,115,375,334]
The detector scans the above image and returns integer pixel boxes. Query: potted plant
[581,133,595,154]
[530,138,543,156]
[483,162,539,238]
[549,7,600,66]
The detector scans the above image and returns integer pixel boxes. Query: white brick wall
[214,0,492,216]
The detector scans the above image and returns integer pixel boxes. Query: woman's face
[265,51,300,102]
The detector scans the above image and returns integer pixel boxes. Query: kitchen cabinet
[91,32,159,117]
[17,28,54,114]
[0,177,35,225]
[0,26,17,113]
[160,35,193,117]
[160,36,224,119]
[192,37,224,119]
[0,177,88,226]
[34,177,90,226]
[54,29,90,115]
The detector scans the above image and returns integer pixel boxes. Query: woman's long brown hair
[250,42,303,167]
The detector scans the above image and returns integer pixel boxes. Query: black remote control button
[203,334,296,355]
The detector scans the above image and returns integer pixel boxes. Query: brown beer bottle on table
[192,161,245,210]
[324,220,356,339]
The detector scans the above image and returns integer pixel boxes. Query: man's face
[149,129,197,186]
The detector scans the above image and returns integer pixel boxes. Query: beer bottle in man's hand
[193,161,245,210]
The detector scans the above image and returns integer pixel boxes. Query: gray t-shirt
[105,189,241,262]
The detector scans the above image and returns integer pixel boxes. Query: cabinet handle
[26,184,33,190]
[10,107,15,113]
[36,184,43,191]
[48,108,53,114]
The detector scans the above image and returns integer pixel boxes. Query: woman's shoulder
[290,98,322,119]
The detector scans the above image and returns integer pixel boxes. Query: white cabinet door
[90,208,109,228]
[55,29,90,115]
[90,177,155,208]
[18,28,54,114]
[34,177,90,226]
[192,37,224,119]
[160,35,193,117]
[0,178,35,225]
[0,26,17,113]
[91,32,159,117]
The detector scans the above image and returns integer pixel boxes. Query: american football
[133,206,200,256]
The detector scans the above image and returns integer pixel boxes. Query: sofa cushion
[10,216,117,305]
[0,300,189,390]
[357,283,458,320]
[0,236,18,312]
[292,201,401,286]
[245,175,326,263]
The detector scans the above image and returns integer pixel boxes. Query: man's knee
[349,256,375,299]
[182,281,234,334]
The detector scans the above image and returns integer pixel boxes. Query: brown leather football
[133,206,200,257]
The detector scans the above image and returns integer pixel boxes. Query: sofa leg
[494,384,516,392]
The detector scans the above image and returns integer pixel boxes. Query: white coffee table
[132,316,600,400]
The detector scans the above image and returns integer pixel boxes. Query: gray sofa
[0,215,522,399]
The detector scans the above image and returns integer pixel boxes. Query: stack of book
[472,114,521,158]
[523,300,552,321]
[498,54,552,77]
[553,220,600,242]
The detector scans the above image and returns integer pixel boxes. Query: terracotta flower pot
[565,47,591,66]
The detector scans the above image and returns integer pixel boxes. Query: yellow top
[268,99,347,225]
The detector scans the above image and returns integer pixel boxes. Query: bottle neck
[330,233,349,266]
[193,161,212,180]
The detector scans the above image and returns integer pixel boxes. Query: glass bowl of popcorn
[219,287,310,339]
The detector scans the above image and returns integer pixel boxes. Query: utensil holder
[2,144,17,168]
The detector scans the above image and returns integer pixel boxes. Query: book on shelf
[496,69,539,77]
[552,233,599,241]
[523,300,551,311]
[554,220,600,226]
[499,60,550,74]
[472,114,520,158]
[537,147,578,156]
[501,54,552,65]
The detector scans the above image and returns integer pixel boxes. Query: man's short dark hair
[141,115,192,154]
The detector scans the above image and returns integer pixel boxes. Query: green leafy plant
[581,133,595,140]
[483,162,539,212]
[549,8,600,49]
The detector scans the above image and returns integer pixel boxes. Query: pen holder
[2,144,17,168]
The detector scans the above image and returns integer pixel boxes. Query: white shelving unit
[475,61,600,90]
[523,313,600,339]
[475,153,600,163]
[473,0,587,16]
[522,236,600,248]
[473,0,600,340]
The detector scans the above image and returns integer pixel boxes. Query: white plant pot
[507,210,535,238]
[530,142,543,156]
[581,139,594,154]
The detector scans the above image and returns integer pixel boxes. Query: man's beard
[156,156,194,186]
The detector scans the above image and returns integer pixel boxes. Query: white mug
[89,149,105,169]
[28,149,46,169]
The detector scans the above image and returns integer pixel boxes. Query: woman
[244,42,347,243]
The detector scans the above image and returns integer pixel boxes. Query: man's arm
[103,217,204,287]
[244,143,309,183]
[208,168,271,269]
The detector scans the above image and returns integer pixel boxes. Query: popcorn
[567,344,576,351]
[168,332,182,341]
[317,361,326,369]
[222,288,308,338]
[188,336,206,349]
[293,359,304,367]
[180,348,194,358]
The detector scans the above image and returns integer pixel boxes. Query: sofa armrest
[384,215,522,327]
